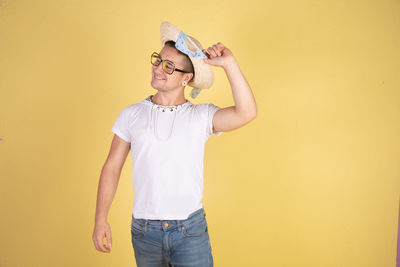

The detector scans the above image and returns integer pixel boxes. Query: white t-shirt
[111,95,222,220]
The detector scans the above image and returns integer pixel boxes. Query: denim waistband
[132,208,206,231]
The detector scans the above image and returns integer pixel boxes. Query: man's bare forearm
[94,166,121,223]
[223,57,257,119]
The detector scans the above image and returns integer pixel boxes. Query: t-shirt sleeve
[206,103,223,139]
[111,107,131,142]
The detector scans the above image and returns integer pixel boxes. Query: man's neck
[151,92,187,106]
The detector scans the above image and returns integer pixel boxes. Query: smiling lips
[153,74,165,80]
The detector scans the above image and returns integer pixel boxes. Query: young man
[92,22,257,267]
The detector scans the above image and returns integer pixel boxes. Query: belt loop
[144,219,148,232]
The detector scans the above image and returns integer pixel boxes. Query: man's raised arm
[202,42,257,133]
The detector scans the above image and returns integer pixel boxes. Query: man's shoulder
[190,102,220,112]
[125,98,148,109]
[117,99,147,117]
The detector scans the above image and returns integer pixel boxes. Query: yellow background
[1,0,399,266]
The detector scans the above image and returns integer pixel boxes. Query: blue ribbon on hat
[190,88,202,98]
[175,31,207,58]
[174,31,206,99]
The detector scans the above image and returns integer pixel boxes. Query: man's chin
[150,82,163,91]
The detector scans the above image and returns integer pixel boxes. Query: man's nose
[155,63,164,74]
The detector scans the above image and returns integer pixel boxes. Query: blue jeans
[131,208,214,267]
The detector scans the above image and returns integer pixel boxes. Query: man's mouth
[153,74,165,80]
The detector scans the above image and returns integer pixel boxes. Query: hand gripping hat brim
[160,21,214,98]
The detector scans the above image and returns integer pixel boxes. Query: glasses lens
[163,60,175,74]
[151,53,161,66]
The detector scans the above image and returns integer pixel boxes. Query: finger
[202,49,211,58]
[202,57,209,62]
[97,233,110,252]
[212,45,221,56]
[211,46,219,57]
[102,241,111,252]
[102,237,111,252]
[202,57,213,65]
[207,47,217,58]
[202,49,217,65]
[96,236,109,252]
[105,231,112,248]
[216,42,225,50]
[94,235,102,251]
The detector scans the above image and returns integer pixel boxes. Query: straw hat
[160,21,214,98]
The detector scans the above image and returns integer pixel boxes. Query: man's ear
[184,72,194,83]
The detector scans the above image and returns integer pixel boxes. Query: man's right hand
[92,221,112,253]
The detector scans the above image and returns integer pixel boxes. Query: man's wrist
[95,213,108,224]
[222,56,238,72]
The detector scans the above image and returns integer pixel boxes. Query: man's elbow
[234,107,257,125]
[240,111,257,125]
[248,108,257,121]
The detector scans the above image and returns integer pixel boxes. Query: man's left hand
[202,42,235,68]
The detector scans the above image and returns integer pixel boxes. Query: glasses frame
[151,52,190,75]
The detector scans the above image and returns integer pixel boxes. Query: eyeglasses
[151,52,190,75]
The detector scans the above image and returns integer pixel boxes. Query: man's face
[151,45,189,92]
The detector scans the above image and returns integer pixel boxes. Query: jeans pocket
[131,220,145,239]
[182,217,208,237]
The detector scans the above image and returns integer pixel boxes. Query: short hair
[164,40,195,81]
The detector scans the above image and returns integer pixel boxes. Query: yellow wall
[1,0,399,266]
